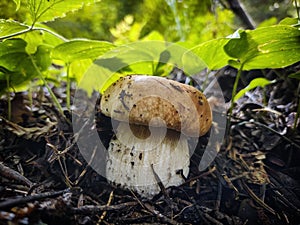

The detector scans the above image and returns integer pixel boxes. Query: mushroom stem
[106,122,190,197]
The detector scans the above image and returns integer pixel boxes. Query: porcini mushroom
[100,75,212,197]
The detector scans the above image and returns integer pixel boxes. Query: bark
[226,0,256,29]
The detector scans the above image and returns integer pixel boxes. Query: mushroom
[100,75,212,197]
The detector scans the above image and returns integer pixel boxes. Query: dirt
[0,65,300,225]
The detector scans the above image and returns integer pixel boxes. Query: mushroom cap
[100,75,212,137]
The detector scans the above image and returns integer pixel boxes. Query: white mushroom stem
[106,122,190,198]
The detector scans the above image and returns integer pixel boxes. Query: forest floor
[0,65,300,225]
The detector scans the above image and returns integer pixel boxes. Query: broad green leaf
[0,38,28,71]
[186,38,232,70]
[33,24,65,47]
[78,40,207,95]
[69,59,93,83]
[225,25,300,70]
[34,45,52,71]
[141,30,165,41]
[27,0,101,23]
[0,39,52,92]
[0,20,29,39]
[288,71,300,79]
[279,18,299,26]
[234,78,274,102]
[20,30,45,54]
[0,20,64,53]
[52,39,115,63]
[224,30,255,65]
[79,62,123,95]
[257,17,278,28]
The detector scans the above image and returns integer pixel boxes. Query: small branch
[241,179,276,215]
[0,27,32,41]
[0,162,33,187]
[97,191,114,224]
[0,189,69,209]
[70,201,138,214]
[250,120,300,150]
[226,0,256,29]
[32,27,69,42]
[0,26,68,42]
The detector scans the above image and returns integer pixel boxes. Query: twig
[70,201,138,214]
[143,203,179,225]
[251,120,300,150]
[97,191,114,224]
[226,0,256,29]
[202,211,224,225]
[151,164,168,197]
[215,180,222,211]
[180,166,216,186]
[241,180,276,215]
[0,162,33,187]
[0,189,70,209]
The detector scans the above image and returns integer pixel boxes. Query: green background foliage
[0,0,299,106]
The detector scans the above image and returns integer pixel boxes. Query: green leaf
[0,38,28,72]
[69,59,93,83]
[27,0,101,23]
[34,45,52,71]
[288,71,300,79]
[51,39,115,63]
[20,30,45,54]
[257,17,278,28]
[234,78,274,102]
[0,39,52,92]
[0,20,29,39]
[187,38,232,70]
[34,24,65,47]
[279,17,299,26]
[225,25,300,70]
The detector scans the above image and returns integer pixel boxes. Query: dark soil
[0,65,300,225]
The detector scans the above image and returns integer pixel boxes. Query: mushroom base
[106,122,190,198]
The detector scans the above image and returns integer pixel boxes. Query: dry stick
[0,189,70,209]
[150,164,176,216]
[248,120,300,150]
[226,0,256,29]
[97,191,114,224]
[215,180,223,211]
[180,166,216,186]
[71,201,138,214]
[143,203,179,225]
[241,180,276,215]
[0,162,33,187]
[74,146,97,186]
[150,164,168,196]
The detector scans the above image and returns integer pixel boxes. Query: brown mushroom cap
[100,75,212,137]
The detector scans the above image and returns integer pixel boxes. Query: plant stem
[226,64,244,136]
[33,27,69,42]
[66,63,71,110]
[0,26,68,42]
[295,0,300,23]
[29,55,67,122]
[5,74,11,121]
[293,82,300,130]
[0,27,32,41]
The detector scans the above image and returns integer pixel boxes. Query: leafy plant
[1,0,300,131]
[0,0,115,118]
